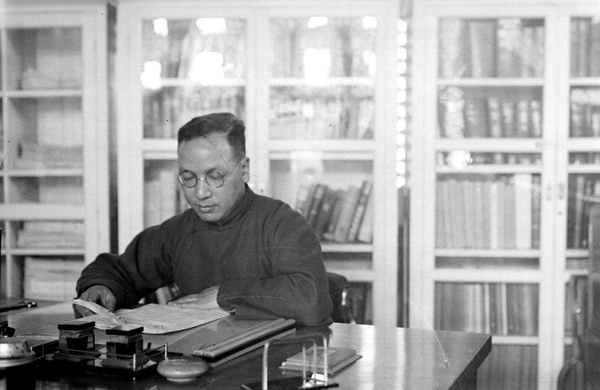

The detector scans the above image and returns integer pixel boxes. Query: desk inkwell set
[36,319,169,379]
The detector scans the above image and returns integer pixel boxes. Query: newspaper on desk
[72,299,230,334]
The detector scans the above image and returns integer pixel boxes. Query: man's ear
[242,157,250,183]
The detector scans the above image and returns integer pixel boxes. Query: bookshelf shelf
[5,169,84,177]
[321,243,373,253]
[436,138,544,151]
[434,248,541,258]
[9,248,85,256]
[433,270,542,283]
[269,77,373,87]
[116,0,399,328]
[0,1,112,299]
[4,90,82,98]
[159,78,246,88]
[436,165,542,174]
[410,1,600,387]
[437,78,545,87]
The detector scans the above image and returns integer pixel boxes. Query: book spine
[347,181,373,242]
[468,20,496,78]
[514,174,532,249]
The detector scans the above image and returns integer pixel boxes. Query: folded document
[72,299,229,334]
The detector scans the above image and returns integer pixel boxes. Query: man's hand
[168,285,220,310]
[74,285,117,317]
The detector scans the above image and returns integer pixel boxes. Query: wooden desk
[2,302,491,389]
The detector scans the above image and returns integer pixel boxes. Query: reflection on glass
[8,97,83,170]
[438,87,543,138]
[9,177,83,204]
[7,28,82,90]
[438,18,544,78]
[437,152,541,166]
[436,173,541,249]
[270,17,377,78]
[144,160,188,228]
[270,86,373,140]
[567,174,600,249]
[435,282,539,336]
[570,17,600,77]
[16,221,84,248]
[271,156,373,243]
[570,88,600,137]
[143,86,244,138]
[142,18,246,80]
[23,255,85,301]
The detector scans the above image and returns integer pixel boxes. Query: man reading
[75,112,333,327]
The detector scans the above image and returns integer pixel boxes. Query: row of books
[567,174,600,249]
[143,87,244,139]
[571,152,600,165]
[437,152,541,167]
[270,18,375,79]
[16,221,85,248]
[439,18,544,79]
[477,345,537,390]
[143,19,246,80]
[144,168,188,228]
[435,174,541,250]
[434,282,539,336]
[23,257,83,301]
[570,88,600,137]
[439,87,542,139]
[295,181,373,244]
[570,18,600,77]
[270,88,374,140]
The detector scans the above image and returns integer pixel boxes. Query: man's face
[177,133,249,223]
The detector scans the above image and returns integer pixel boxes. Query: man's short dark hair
[177,112,246,161]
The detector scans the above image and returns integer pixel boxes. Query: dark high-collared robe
[77,186,333,327]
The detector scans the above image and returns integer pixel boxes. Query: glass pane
[270,155,373,244]
[570,88,600,138]
[270,86,373,140]
[570,18,600,77]
[142,18,246,81]
[566,173,600,249]
[7,97,83,170]
[438,18,544,78]
[7,177,82,204]
[270,17,377,78]
[15,220,84,248]
[435,282,539,336]
[436,173,542,250]
[437,86,543,139]
[6,28,82,90]
[23,256,84,301]
[143,86,244,138]
[144,160,187,228]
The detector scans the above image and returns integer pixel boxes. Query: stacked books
[279,346,361,375]
[295,180,373,244]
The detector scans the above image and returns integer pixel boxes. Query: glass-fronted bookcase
[115,0,399,328]
[0,1,112,300]
[410,0,600,388]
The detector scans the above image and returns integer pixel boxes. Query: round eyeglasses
[178,170,225,189]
